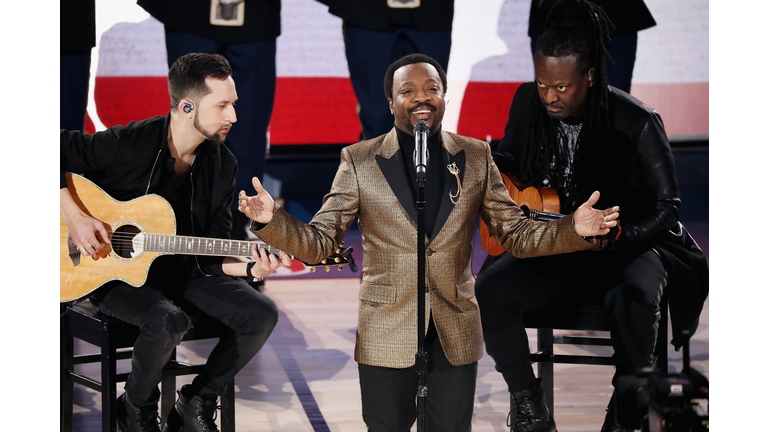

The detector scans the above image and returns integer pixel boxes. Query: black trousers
[474,249,665,394]
[60,49,91,132]
[91,257,279,407]
[358,319,477,432]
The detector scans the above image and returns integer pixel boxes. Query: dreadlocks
[519,0,614,211]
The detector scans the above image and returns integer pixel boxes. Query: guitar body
[60,173,176,302]
[61,173,357,303]
[480,172,561,256]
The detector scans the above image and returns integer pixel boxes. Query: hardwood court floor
[68,278,709,432]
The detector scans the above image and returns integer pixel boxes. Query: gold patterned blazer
[252,128,592,368]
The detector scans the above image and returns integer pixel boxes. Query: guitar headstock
[305,242,359,273]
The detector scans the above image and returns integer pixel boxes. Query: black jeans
[474,248,665,394]
[91,258,279,407]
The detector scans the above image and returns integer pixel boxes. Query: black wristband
[246,260,258,280]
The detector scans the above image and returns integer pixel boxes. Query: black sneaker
[116,393,161,432]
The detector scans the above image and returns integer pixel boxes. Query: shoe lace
[195,402,220,432]
[133,409,160,432]
[517,397,535,418]
[510,398,537,432]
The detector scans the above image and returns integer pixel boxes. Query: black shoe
[162,385,219,432]
[600,394,635,432]
[509,379,557,432]
[116,393,161,432]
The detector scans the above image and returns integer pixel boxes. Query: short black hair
[383,53,448,100]
[168,53,233,109]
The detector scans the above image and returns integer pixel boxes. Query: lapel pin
[447,162,461,204]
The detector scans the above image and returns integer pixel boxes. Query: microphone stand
[413,120,429,432]
[416,173,428,432]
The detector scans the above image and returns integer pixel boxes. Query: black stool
[522,292,670,414]
[60,300,236,432]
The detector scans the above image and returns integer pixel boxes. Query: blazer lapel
[429,131,465,243]
[375,129,418,223]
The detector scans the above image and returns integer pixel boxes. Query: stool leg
[161,348,178,422]
[61,310,74,432]
[657,295,670,373]
[220,380,236,432]
[103,329,119,432]
[537,328,555,416]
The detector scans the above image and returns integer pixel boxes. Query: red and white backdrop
[84,0,709,144]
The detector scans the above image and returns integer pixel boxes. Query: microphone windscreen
[413,120,429,135]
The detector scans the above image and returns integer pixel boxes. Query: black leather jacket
[495,83,708,348]
[60,113,238,277]
[494,82,681,248]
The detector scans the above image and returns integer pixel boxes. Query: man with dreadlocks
[474,1,708,431]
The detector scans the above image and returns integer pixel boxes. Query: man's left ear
[588,68,595,87]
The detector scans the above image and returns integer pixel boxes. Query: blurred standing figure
[529,0,656,93]
[317,0,454,141]
[61,0,96,131]
[138,0,281,240]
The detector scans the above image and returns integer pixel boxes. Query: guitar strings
[103,232,277,253]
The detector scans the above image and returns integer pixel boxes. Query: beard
[193,113,230,145]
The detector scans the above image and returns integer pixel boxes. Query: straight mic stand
[416,175,428,432]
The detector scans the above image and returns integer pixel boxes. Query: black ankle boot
[116,393,161,432]
[508,379,557,432]
[162,385,219,432]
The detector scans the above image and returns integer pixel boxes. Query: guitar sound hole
[112,225,141,259]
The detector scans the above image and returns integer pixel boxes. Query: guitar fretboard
[141,234,283,257]
[529,209,565,222]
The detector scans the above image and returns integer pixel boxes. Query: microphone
[413,120,429,179]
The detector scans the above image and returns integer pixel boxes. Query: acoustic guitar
[480,172,621,256]
[480,172,562,256]
[60,173,357,303]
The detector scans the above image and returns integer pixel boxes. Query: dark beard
[193,113,227,145]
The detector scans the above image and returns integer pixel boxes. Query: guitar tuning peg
[324,266,330,272]
[335,248,341,254]
[334,257,341,263]
[310,266,316,273]
[339,241,345,247]
[337,265,343,271]
[321,259,327,265]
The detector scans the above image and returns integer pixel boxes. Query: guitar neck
[141,233,283,258]
[528,209,565,222]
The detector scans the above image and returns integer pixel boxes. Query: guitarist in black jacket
[473,1,708,431]
[60,53,291,432]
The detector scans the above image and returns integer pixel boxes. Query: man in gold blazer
[238,54,619,432]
